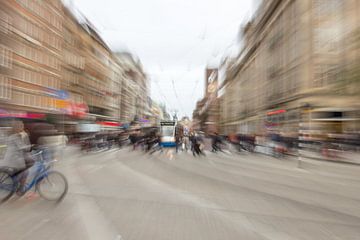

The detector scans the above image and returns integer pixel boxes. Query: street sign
[55,99,70,109]
[55,90,70,100]
[46,88,70,100]
[160,121,175,126]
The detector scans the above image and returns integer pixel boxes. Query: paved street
[1,146,360,240]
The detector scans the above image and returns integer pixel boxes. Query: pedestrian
[129,129,139,150]
[175,134,180,153]
[191,132,205,157]
[211,132,223,153]
[183,135,189,152]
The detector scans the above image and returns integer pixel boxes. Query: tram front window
[161,126,174,137]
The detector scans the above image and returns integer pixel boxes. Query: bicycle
[0,149,68,203]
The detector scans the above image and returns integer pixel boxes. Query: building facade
[0,0,64,114]
[192,68,220,134]
[63,8,123,122]
[115,52,149,124]
[0,0,150,129]
[220,0,360,138]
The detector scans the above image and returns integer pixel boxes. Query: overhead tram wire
[190,78,201,101]
[190,33,239,104]
[154,17,247,114]
[171,79,185,115]
[151,26,209,104]
[152,76,174,111]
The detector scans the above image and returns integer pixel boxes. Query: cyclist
[0,120,33,193]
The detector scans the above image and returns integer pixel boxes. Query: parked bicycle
[0,149,68,203]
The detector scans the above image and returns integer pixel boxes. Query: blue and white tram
[160,121,176,147]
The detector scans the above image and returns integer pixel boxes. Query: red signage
[71,103,88,118]
[96,121,122,127]
[267,109,286,116]
[0,112,45,119]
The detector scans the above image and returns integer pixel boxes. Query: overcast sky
[69,0,257,118]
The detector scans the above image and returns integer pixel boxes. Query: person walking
[211,132,223,153]
[129,129,140,150]
[190,132,205,157]
[175,134,181,153]
[183,135,189,152]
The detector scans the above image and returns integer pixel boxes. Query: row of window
[226,68,299,119]
[84,77,109,95]
[12,91,55,109]
[14,41,61,70]
[313,64,338,87]
[16,0,62,31]
[63,51,85,69]
[15,16,62,50]
[86,96,107,107]
[90,46,110,67]
[64,29,77,47]
[63,71,80,86]
[12,65,59,89]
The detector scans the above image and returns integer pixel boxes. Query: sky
[68,0,257,118]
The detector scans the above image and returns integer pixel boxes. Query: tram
[160,121,176,147]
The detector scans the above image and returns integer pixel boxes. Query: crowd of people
[2,119,359,186]
[83,127,297,158]
[109,126,210,157]
[224,131,360,160]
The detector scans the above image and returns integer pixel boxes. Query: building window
[0,10,12,34]
[0,45,12,69]
[0,76,11,100]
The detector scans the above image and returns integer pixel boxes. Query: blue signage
[46,88,69,100]
[56,90,70,100]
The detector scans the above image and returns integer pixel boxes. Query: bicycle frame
[14,162,49,192]
[12,150,55,193]
[1,147,66,202]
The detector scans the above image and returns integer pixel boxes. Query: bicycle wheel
[0,170,16,203]
[36,171,68,201]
